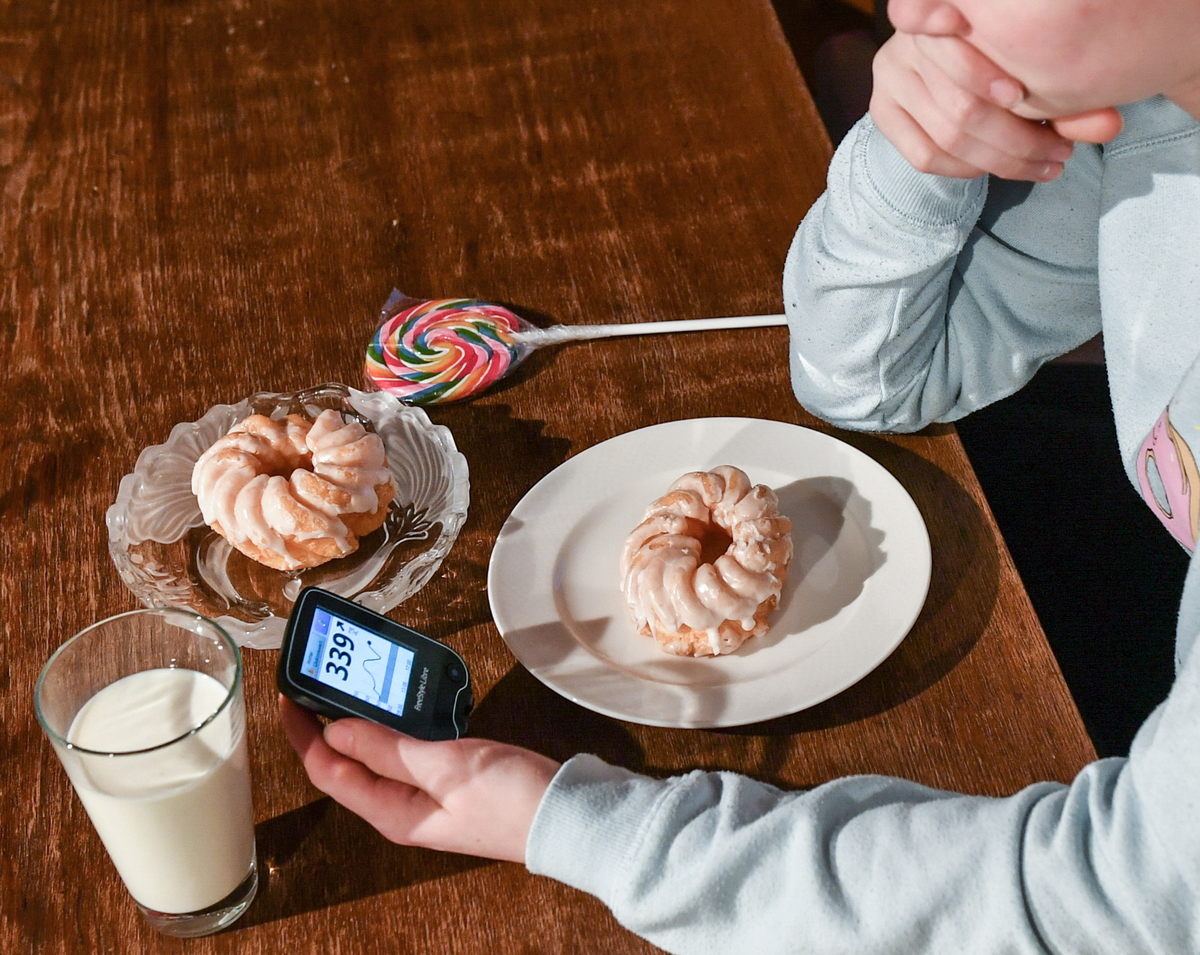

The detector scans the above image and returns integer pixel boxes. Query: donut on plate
[620,465,793,656]
[191,409,396,570]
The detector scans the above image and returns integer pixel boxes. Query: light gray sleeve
[784,115,1104,432]
[526,553,1200,954]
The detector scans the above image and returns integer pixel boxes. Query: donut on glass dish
[620,466,793,656]
[191,409,397,571]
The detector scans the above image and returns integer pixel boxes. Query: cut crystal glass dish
[106,383,470,649]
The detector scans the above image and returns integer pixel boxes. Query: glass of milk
[35,608,258,937]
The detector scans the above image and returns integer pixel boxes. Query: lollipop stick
[513,313,787,347]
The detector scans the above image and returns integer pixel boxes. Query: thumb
[324,718,428,789]
[1051,107,1124,143]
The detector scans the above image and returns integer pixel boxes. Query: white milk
[64,668,255,914]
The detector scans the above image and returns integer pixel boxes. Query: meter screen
[300,607,416,717]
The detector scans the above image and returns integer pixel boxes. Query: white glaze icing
[191,409,397,570]
[620,465,793,656]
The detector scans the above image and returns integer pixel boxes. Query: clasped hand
[870,31,1125,180]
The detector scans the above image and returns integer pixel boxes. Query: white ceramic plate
[487,417,931,727]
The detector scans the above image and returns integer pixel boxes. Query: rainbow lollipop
[366,297,529,405]
[365,291,788,405]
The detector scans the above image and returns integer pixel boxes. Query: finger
[306,731,483,855]
[289,716,451,842]
[322,718,434,791]
[870,44,986,177]
[870,58,1065,181]
[916,89,1069,180]
[906,33,1122,147]
[322,769,448,847]
[911,34,1025,108]
[870,37,1057,180]
[1051,108,1123,144]
[278,699,387,795]
[870,91,987,178]
[279,694,324,759]
[908,47,1074,176]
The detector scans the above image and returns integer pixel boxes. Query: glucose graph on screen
[357,637,414,712]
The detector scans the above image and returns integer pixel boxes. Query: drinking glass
[35,608,258,937]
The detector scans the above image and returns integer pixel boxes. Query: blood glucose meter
[278,587,472,741]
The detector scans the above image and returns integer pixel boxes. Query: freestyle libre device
[278,587,472,741]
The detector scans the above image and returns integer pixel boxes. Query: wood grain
[0,0,1093,951]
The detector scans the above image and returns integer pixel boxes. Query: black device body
[278,587,472,741]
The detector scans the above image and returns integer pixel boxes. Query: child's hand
[869,31,1122,181]
[279,695,561,863]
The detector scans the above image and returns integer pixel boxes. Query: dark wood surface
[1,0,1095,951]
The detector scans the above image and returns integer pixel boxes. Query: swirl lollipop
[365,291,787,405]
[366,297,529,405]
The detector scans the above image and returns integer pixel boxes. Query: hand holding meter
[278,587,472,741]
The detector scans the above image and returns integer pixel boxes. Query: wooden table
[0,0,1096,951]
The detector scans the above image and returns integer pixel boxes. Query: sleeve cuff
[856,116,988,228]
[525,754,673,900]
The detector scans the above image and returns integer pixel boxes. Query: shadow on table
[425,401,574,531]
[722,430,1001,738]
[237,799,494,929]
[471,664,646,767]
[395,402,574,640]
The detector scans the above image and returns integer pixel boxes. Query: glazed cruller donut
[620,465,793,656]
[191,409,397,570]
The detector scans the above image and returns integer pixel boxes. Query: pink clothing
[1137,408,1199,553]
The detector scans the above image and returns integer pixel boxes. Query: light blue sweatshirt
[526,97,1200,954]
